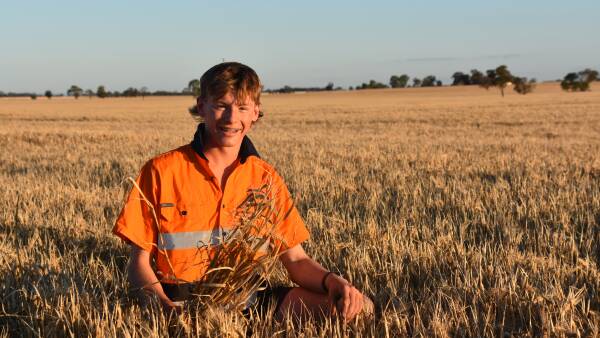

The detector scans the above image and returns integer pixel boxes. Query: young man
[113,62,373,321]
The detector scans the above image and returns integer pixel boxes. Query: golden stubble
[1,82,599,337]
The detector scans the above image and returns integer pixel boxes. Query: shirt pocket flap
[158,201,199,232]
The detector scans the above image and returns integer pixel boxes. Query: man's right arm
[127,245,180,310]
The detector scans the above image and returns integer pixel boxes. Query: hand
[324,273,366,322]
[160,298,183,315]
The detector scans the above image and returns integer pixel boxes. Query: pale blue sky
[1,0,599,93]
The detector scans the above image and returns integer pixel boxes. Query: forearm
[127,248,173,305]
[285,257,330,293]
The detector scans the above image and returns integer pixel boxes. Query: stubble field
[1,83,599,337]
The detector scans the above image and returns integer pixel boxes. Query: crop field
[1,83,599,337]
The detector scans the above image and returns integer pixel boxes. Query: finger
[329,293,337,316]
[357,291,365,314]
[349,289,361,320]
[347,289,358,320]
[342,287,352,319]
[330,291,340,316]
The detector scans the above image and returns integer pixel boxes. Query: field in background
[1,83,599,336]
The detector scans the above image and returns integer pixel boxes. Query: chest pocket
[158,201,204,233]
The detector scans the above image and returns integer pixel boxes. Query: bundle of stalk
[189,178,290,312]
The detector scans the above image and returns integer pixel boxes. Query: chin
[216,137,242,148]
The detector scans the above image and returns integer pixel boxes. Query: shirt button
[222,204,225,208]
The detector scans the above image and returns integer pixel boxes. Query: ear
[252,103,260,122]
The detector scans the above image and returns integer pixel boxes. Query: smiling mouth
[218,126,242,134]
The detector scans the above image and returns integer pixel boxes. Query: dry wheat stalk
[127,174,290,313]
[189,177,290,312]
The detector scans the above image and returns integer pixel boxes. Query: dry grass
[1,83,600,336]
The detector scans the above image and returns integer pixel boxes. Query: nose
[222,105,240,122]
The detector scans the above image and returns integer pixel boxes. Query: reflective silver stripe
[158,230,216,250]
[158,228,272,251]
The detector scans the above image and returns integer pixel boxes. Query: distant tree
[452,72,471,86]
[67,85,83,99]
[112,91,121,97]
[85,89,94,99]
[0,91,5,97]
[369,80,387,89]
[356,80,388,90]
[123,87,139,97]
[494,65,513,97]
[97,86,108,98]
[30,94,37,100]
[421,75,437,87]
[140,86,148,99]
[45,90,53,99]
[479,69,496,90]
[436,80,443,87]
[582,68,599,82]
[188,79,201,97]
[513,77,536,95]
[348,86,354,90]
[390,74,410,88]
[470,69,485,85]
[412,78,422,87]
[325,82,334,91]
[561,68,598,92]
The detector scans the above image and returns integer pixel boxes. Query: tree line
[1,66,597,99]
[352,66,597,96]
[0,85,195,100]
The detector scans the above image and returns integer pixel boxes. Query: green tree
[390,74,410,88]
[123,87,139,97]
[452,72,471,85]
[412,78,422,87]
[356,80,388,90]
[513,77,536,95]
[140,86,148,99]
[45,90,53,99]
[421,75,437,87]
[560,69,597,92]
[188,79,201,97]
[325,82,334,91]
[30,94,37,100]
[85,89,94,99]
[67,85,83,99]
[581,68,599,82]
[470,69,485,85]
[494,65,513,97]
[97,86,107,98]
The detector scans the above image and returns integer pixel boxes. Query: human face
[197,92,260,149]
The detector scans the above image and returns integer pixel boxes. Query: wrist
[321,271,334,293]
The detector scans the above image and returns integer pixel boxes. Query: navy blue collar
[190,123,260,164]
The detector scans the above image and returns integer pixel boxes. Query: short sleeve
[113,161,159,253]
[270,171,310,251]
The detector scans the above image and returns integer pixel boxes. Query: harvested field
[1,83,599,336]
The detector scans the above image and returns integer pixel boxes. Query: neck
[202,136,240,167]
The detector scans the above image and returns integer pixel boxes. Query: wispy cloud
[394,53,523,64]
[476,53,521,60]
[404,56,460,62]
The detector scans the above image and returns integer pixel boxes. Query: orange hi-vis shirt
[113,124,310,284]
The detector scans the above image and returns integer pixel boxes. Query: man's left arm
[279,244,370,320]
